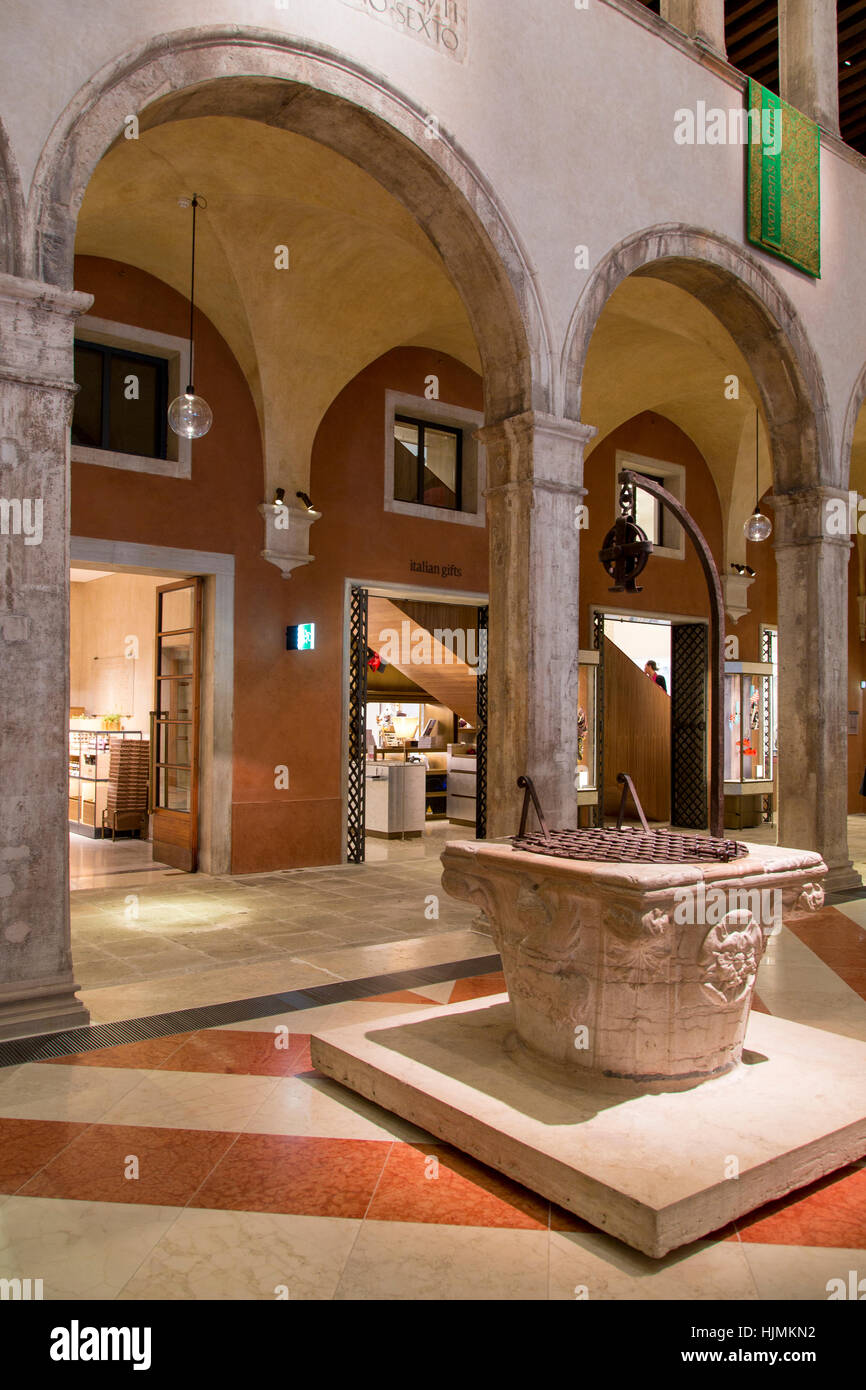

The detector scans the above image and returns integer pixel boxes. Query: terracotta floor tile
[367,1142,548,1230]
[41,1033,196,1070]
[787,911,866,999]
[735,1163,866,1248]
[0,1117,92,1193]
[189,1134,391,1218]
[20,1123,237,1207]
[157,1030,312,1077]
[448,972,508,1004]
[289,1037,314,1074]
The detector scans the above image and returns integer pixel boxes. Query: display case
[576,649,600,807]
[723,661,775,796]
[69,728,144,837]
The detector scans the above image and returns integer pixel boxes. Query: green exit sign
[286,623,315,651]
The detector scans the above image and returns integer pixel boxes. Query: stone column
[773,486,859,893]
[661,0,727,56]
[0,271,93,1040]
[478,412,595,839]
[779,0,840,135]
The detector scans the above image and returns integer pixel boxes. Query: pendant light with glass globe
[167,194,213,440]
[744,407,772,542]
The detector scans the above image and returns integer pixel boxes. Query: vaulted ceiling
[76,99,866,563]
[75,115,480,491]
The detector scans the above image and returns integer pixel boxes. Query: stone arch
[561,224,833,494]
[841,358,866,490]
[563,225,857,887]
[26,25,549,425]
[0,113,25,277]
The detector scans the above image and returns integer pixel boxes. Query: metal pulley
[598,481,653,593]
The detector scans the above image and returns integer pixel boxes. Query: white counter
[365,762,426,838]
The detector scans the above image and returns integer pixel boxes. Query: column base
[0,977,90,1042]
[822,861,863,896]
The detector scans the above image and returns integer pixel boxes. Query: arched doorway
[1,30,547,1039]
[563,226,857,889]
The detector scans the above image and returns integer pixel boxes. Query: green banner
[747,79,820,278]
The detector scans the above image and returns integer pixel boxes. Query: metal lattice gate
[671,622,709,829]
[346,586,368,863]
[475,605,488,839]
[592,610,605,827]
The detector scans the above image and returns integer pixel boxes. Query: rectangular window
[634,476,662,546]
[394,415,462,512]
[72,341,168,461]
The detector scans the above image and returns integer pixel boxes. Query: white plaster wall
[2,0,866,445]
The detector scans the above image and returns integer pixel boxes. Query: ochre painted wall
[71,257,485,872]
[578,412,725,644]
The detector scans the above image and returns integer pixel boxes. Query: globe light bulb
[168,390,212,439]
[744,508,772,543]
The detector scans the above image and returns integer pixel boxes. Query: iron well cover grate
[511,827,749,865]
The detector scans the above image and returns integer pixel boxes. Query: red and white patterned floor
[1,904,865,1300]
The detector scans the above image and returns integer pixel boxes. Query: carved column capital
[0,271,92,392]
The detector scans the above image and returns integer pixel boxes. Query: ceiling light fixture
[168,194,213,440]
[744,408,772,542]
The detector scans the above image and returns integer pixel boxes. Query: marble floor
[20,817,859,1300]
[69,817,866,1022]
[1,917,864,1300]
[70,822,487,1022]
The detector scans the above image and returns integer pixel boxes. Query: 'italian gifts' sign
[746,78,820,278]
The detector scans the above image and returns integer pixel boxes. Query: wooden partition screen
[602,636,671,822]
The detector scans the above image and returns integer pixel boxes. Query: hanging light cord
[187,194,199,394]
[754,409,759,510]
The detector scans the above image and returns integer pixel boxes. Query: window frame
[615,450,687,561]
[383,390,485,529]
[394,413,463,513]
[73,339,169,461]
[71,315,192,479]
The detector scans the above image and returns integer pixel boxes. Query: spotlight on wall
[296,491,315,512]
[273,487,286,509]
[730,563,756,578]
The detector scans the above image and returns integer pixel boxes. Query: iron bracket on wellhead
[516,775,551,841]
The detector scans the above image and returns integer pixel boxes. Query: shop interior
[68,565,182,888]
[585,612,778,829]
[362,594,483,849]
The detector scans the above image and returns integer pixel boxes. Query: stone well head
[441,839,826,1089]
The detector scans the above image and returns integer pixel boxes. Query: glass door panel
[151,578,202,871]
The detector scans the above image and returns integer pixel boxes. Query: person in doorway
[644,660,667,693]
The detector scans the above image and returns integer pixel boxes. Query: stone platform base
[311,997,866,1258]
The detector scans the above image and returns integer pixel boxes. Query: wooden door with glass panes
[151,578,202,871]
